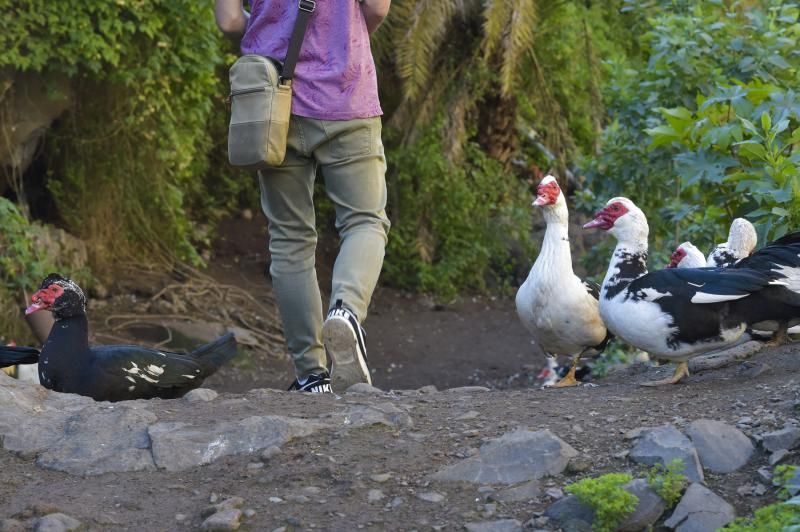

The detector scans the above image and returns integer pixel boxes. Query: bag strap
[281,0,316,84]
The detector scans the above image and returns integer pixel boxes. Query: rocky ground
[1,215,800,531]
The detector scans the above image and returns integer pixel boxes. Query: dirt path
[201,215,539,394]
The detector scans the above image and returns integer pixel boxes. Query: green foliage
[0,198,90,342]
[774,464,800,501]
[565,472,638,532]
[1,0,225,267]
[583,1,800,268]
[723,495,800,531]
[647,458,688,506]
[382,123,533,299]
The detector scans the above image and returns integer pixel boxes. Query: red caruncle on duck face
[668,247,687,268]
[533,180,561,206]
[26,283,65,315]
[583,200,629,231]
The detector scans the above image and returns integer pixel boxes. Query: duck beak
[25,299,46,315]
[533,195,548,206]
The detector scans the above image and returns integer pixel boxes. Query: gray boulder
[543,495,594,530]
[685,419,753,473]
[149,415,322,472]
[618,479,666,532]
[762,426,800,452]
[36,406,157,475]
[431,429,578,484]
[664,483,735,531]
[629,424,704,483]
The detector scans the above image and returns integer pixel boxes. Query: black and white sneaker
[288,372,332,393]
[323,299,371,392]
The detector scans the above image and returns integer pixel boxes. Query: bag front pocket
[228,55,292,170]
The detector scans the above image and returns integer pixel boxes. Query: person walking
[214,0,391,393]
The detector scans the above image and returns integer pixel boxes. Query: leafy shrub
[565,472,638,532]
[383,123,534,299]
[0,198,90,342]
[1,0,225,268]
[583,1,800,269]
[647,458,688,506]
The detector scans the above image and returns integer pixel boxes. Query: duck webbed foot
[550,356,581,388]
[765,322,791,347]
[640,361,689,387]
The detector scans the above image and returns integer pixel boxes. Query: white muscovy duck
[515,175,610,387]
[668,242,706,269]
[584,197,800,386]
[706,218,757,267]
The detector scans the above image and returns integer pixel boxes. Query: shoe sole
[323,317,371,392]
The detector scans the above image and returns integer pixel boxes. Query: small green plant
[647,458,688,506]
[565,472,638,532]
[774,464,799,501]
[723,496,800,531]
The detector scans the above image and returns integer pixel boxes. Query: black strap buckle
[299,0,315,12]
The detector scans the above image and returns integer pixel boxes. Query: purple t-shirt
[241,0,382,120]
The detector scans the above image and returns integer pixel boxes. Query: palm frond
[481,0,511,62]
[500,0,538,96]
[394,0,458,102]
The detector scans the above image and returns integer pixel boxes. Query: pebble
[183,388,218,402]
[175,514,187,522]
[370,473,392,483]
[268,497,283,503]
[200,508,242,531]
[455,411,480,421]
[545,488,564,500]
[368,489,385,502]
[243,509,256,518]
[388,496,405,509]
[260,446,282,461]
[416,491,445,503]
[33,513,83,532]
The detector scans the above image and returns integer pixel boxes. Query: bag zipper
[230,86,267,97]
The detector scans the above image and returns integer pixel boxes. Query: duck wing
[91,333,237,391]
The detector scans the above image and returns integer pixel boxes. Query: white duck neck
[535,204,572,272]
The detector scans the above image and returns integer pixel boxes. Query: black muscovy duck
[585,197,800,386]
[23,273,238,402]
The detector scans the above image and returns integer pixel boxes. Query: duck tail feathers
[190,332,238,371]
[0,345,40,368]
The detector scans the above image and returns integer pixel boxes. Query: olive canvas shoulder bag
[227,0,316,170]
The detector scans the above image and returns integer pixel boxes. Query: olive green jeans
[258,115,390,379]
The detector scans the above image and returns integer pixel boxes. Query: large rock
[664,483,735,531]
[629,424,704,483]
[618,479,666,532]
[431,430,578,484]
[149,415,322,472]
[36,406,157,475]
[761,426,800,452]
[685,419,753,473]
[543,495,594,530]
